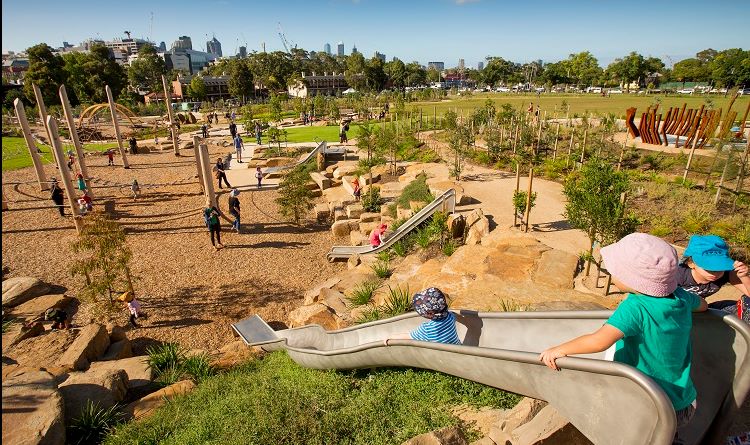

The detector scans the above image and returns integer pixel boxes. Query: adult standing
[231,110,236,122]
[228,188,241,232]
[129,137,138,155]
[203,204,224,250]
[215,157,232,189]
[254,121,262,145]
[339,119,349,143]
[233,134,244,163]
[201,123,208,138]
[50,177,65,217]
[229,121,237,140]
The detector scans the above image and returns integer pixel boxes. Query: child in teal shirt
[540,233,707,433]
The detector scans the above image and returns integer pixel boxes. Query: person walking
[233,134,244,163]
[228,188,241,232]
[255,166,263,189]
[215,158,232,189]
[129,137,138,155]
[76,173,87,193]
[106,149,115,166]
[50,177,65,216]
[255,121,262,145]
[229,121,237,140]
[203,204,224,250]
[131,179,140,201]
[339,119,349,143]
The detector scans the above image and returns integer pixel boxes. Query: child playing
[67,149,75,170]
[107,149,115,166]
[676,234,749,322]
[385,287,460,345]
[352,177,361,201]
[369,224,388,248]
[255,166,263,189]
[539,233,707,436]
[76,173,87,192]
[131,179,140,200]
[44,307,70,330]
[118,291,146,328]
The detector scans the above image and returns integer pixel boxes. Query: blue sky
[2,0,748,68]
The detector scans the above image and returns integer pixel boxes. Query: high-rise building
[427,62,444,71]
[158,41,167,52]
[206,36,222,57]
[351,43,358,55]
[324,43,331,55]
[477,61,484,70]
[337,42,344,57]
[238,46,247,58]
[458,59,465,71]
[374,51,386,62]
[171,36,193,51]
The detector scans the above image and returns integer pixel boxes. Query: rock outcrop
[1,368,65,445]
[2,277,52,307]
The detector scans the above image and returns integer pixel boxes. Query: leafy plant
[361,186,382,213]
[442,239,458,256]
[371,260,392,279]
[68,401,123,445]
[376,250,392,263]
[2,314,16,333]
[681,209,712,234]
[381,284,412,317]
[181,354,216,383]
[354,306,382,324]
[498,299,526,312]
[512,190,537,217]
[347,280,382,307]
[413,227,434,249]
[397,174,434,209]
[276,164,314,224]
[146,343,184,377]
[391,238,411,257]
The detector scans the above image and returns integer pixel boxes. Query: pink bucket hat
[600,233,678,297]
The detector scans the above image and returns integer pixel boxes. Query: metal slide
[326,188,456,261]
[262,140,330,177]
[233,310,750,445]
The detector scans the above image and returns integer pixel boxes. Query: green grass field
[242,124,350,145]
[2,137,119,171]
[405,93,750,120]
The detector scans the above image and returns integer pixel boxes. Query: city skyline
[2,0,748,68]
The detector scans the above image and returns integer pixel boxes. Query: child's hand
[734,261,749,277]
[539,347,567,371]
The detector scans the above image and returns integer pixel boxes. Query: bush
[146,343,184,377]
[147,343,216,384]
[362,186,382,213]
[442,239,458,256]
[413,227,434,249]
[354,306,383,324]
[276,165,315,224]
[381,285,412,318]
[371,260,392,279]
[347,280,382,306]
[397,174,434,209]
[69,401,123,445]
[182,354,216,383]
[391,238,411,257]
[512,191,537,217]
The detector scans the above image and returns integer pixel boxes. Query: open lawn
[243,124,352,144]
[405,93,750,120]
[1,137,120,171]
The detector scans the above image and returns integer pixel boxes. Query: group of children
[389,233,748,438]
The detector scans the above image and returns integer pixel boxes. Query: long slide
[326,188,456,261]
[263,140,329,177]
[232,310,750,445]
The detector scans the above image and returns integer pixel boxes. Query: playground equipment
[327,188,456,261]
[262,140,338,178]
[233,309,750,445]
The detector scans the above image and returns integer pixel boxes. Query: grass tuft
[347,280,382,306]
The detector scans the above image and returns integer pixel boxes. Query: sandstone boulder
[360,212,380,223]
[350,230,364,246]
[58,368,129,423]
[303,277,342,306]
[106,323,128,342]
[4,329,78,369]
[499,398,548,433]
[1,368,64,445]
[309,171,331,190]
[401,426,467,445]
[359,173,380,185]
[318,288,350,317]
[510,405,592,445]
[532,249,579,290]
[2,322,44,351]
[88,356,153,390]
[313,203,331,222]
[2,277,51,307]
[464,209,490,246]
[124,380,196,420]
[332,219,353,237]
[346,203,364,219]
[288,303,338,330]
[397,207,414,220]
[333,164,359,179]
[359,221,380,237]
[265,157,296,167]
[348,254,361,270]
[101,339,133,361]
[7,294,72,321]
[56,324,110,370]
[447,214,466,239]
[212,340,256,370]
[333,208,347,221]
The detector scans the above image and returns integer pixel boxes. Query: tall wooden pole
[193,135,205,193]
[552,122,560,160]
[617,133,628,172]
[714,151,731,206]
[566,130,574,169]
[579,128,588,165]
[514,163,521,227]
[162,75,180,156]
[105,85,130,168]
[682,127,701,182]
[14,99,49,190]
[198,143,216,208]
[523,167,534,232]
[59,85,91,184]
[47,117,82,233]
[31,84,55,163]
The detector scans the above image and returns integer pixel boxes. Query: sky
[2,0,748,68]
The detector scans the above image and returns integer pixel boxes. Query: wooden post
[32,84,55,163]
[682,127,701,182]
[162,75,180,156]
[579,128,588,165]
[198,143,216,208]
[566,130,574,169]
[59,85,92,185]
[552,122,560,160]
[514,163,521,227]
[523,167,534,232]
[617,133,628,172]
[534,113,543,155]
[714,151,731,206]
[105,85,130,168]
[192,136,205,193]
[47,117,82,233]
[14,99,49,190]
[433,106,437,129]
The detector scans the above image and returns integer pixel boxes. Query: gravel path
[2,145,343,352]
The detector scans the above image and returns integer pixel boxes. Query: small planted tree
[563,158,639,273]
[70,214,134,317]
[276,164,314,224]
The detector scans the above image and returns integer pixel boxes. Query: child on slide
[385,287,460,345]
[676,234,749,323]
[539,233,707,439]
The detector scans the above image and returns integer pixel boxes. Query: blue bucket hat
[412,287,449,320]
[683,235,735,271]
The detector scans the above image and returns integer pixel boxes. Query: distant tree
[385,59,407,89]
[63,44,126,104]
[23,43,67,106]
[247,51,294,92]
[275,165,314,224]
[483,57,516,86]
[405,62,427,87]
[709,48,750,88]
[128,43,167,93]
[426,67,441,83]
[671,58,709,83]
[606,52,650,91]
[228,61,253,102]
[365,56,387,91]
[188,75,207,101]
[345,52,368,91]
[312,94,326,118]
[566,51,603,87]
[268,93,283,123]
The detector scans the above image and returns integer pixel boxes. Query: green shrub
[681,209,712,234]
[427,211,449,239]
[442,239,458,256]
[146,343,184,377]
[2,315,15,333]
[276,165,315,224]
[512,191,537,216]
[362,186,382,212]
[391,238,412,257]
[371,260,392,279]
[397,174,434,209]
[354,306,383,324]
[69,401,123,445]
[414,227,434,249]
[182,354,216,383]
[376,250,392,263]
[391,217,408,231]
[381,285,412,318]
[384,203,397,218]
[347,280,382,306]
[498,300,526,312]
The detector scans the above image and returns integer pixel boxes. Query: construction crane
[277,22,296,53]
[124,30,131,39]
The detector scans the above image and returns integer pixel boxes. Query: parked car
[534,87,545,93]
[586,87,602,93]
[609,89,623,94]
[496,86,511,92]
[738,88,750,95]
[676,88,694,94]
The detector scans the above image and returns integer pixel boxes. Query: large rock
[309,171,331,190]
[101,339,133,361]
[313,203,331,222]
[360,212,380,223]
[303,277,341,305]
[7,294,72,321]
[332,220,353,237]
[58,368,129,423]
[2,277,51,307]
[4,329,78,369]
[265,157,296,167]
[287,303,339,330]
[105,323,127,342]
[124,380,196,420]
[88,356,153,390]
[56,324,110,371]
[499,398,548,433]
[1,368,65,445]
[2,322,44,352]
[427,180,469,205]
[464,209,490,246]
[532,249,579,290]
[401,426,467,445]
[212,340,256,370]
[318,288,350,317]
[333,164,359,180]
[346,203,364,219]
[510,405,592,445]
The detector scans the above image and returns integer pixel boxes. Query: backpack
[344,124,349,131]
[203,208,211,228]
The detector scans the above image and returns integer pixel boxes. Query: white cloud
[455,0,480,4]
